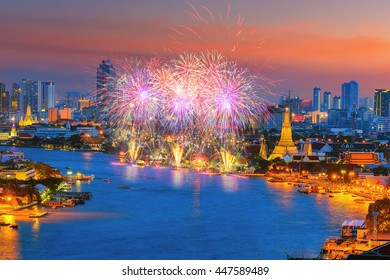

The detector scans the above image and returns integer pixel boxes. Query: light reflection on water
[0,147,370,260]
[0,216,20,259]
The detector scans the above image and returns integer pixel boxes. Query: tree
[70,134,83,148]
[248,154,271,173]
[373,166,389,176]
[366,198,390,232]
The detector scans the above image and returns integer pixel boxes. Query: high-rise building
[18,79,42,114]
[1,91,9,114]
[333,96,341,109]
[374,89,390,117]
[0,82,8,113]
[96,58,116,108]
[313,87,321,111]
[280,95,301,114]
[42,81,56,111]
[48,108,58,122]
[341,80,359,110]
[300,99,311,112]
[11,83,20,113]
[323,91,331,111]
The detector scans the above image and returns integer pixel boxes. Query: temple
[259,137,268,159]
[19,105,38,127]
[268,107,298,161]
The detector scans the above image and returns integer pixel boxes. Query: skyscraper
[0,82,8,113]
[313,87,321,111]
[17,79,42,114]
[323,91,331,111]
[96,58,116,108]
[11,83,20,113]
[333,96,341,109]
[374,89,390,117]
[42,81,56,111]
[341,80,359,110]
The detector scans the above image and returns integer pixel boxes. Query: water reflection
[324,193,368,218]
[266,182,294,209]
[193,177,201,217]
[32,219,41,241]
[221,175,238,192]
[172,170,184,188]
[81,152,93,170]
[0,216,21,259]
[125,165,139,180]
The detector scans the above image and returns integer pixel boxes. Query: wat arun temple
[268,107,298,161]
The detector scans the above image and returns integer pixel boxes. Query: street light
[341,170,346,181]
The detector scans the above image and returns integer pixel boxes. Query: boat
[268,177,287,182]
[42,199,75,207]
[29,210,48,218]
[297,183,312,194]
[0,221,10,226]
[42,200,63,207]
[104,178,110,183]
[119,184,139,190]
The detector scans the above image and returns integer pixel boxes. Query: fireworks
[219,149,237,174]
[104,51,266,138]
[171,143,184,168]
[96,4,274,173]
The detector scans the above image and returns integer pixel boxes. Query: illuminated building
[48,108,58,122]
[59,108,72,119]
[374,89,390,117]
[341,152,379,165]
[19,105,38,126]
[268,107,298,161]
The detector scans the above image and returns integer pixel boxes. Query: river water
[0,147,369,260]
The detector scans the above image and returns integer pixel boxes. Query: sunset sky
[1,0,390,100]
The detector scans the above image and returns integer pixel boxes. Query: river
[0,147,369,260]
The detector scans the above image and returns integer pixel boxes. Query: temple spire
[259,137,268,160]
[268,107,298,161]
[19,105,37,126]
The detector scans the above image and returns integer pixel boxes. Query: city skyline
[1,0,390,98]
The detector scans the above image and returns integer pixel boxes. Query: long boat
[29,210,48,218]
[42,199,75,207]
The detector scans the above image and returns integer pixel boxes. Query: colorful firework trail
[104,51,267,140]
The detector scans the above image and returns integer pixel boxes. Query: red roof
[18,133,33,139]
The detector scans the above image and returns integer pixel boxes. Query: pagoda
[19,105,38,126]
[259,137,268,159]
[268,107,298,160]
